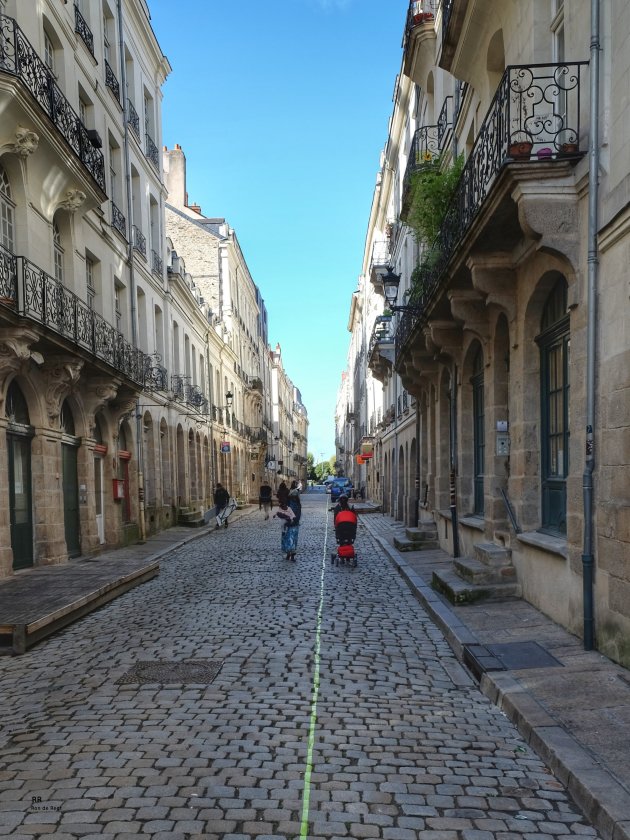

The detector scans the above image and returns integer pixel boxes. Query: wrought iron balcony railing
[74,4,94,56]
[396,61,587,361]
[151,249,163,275]
[0,15,106,192]
[132,225,146,257]
[145,133,160,170]
[0,244,148,385]
[437,96,453,148]
[401,125,439,216]
[105,59,120,103]
[111,202,126,238]
[127,100,140,138]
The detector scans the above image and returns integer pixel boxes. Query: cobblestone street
[0,494,602,839]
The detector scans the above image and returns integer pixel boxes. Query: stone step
[405,526,439,542]
[432,567,521,605]
[178,509,206,528]
[394,535,440,552]
[454,556,517,586]
[474,542,513,568]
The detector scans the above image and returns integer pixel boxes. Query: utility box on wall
[112,478,125,500]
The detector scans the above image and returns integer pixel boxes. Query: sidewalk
[360,508,630,840]
[0,506,254,655]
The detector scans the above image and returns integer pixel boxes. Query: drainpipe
[117,0,145,542]
[582,0,600,651]
[414,397,421,527]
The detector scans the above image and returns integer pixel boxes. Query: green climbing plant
[404,154,464,246]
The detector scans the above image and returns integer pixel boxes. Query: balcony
[151,249,163,276]
[396,61,587,365]
[111,203,126,238]
[367,317,395,383]
[437,96,453,149]
[0,244,148,386]
[105,59,120,104]
[401,125,439,218]
[369,240,391,291]
[74,4,94,57]
[132,225,146,258]
[440,0,468,73]
[145,133,160,171]
[402,0,437,85]
[0,15,106,193]
[127,100,140,139]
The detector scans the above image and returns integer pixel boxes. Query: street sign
[221,442,230,453]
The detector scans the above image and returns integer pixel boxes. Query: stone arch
[486,28,505,97]
[143,412,156,514]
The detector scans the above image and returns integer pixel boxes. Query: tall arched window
[53,219,64,283]
[0,166,14,252]
[537,277,569,534]
[472,346,485,516]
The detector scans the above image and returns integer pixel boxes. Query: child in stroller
[330,494,359,568]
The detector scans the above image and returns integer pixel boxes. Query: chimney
[189,202,202,214]
[162,144,187,209]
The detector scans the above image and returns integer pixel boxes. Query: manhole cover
[487,641,563,670]
[116,659,223,685]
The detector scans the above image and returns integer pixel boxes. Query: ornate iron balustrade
[151,250,163,275]
[402,391,409,411]
[127,100,140,138]
[437,96,453,148]
[111,202,126,237]
[0,15,106,192]
[105,59,120,102]
[0,243,17,305]
[396,62,587,365]
[401,125,439,215]
[74,4,94,56]
[132,225,146,257]
[1,251,147,384]
[144,353,167,391]
[145,133,159,170]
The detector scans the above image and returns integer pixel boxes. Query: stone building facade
[344,0,630,666]
[0,0,307,581]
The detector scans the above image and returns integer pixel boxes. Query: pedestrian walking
[276,480,289,507]
[259,481,273,520]
[273,502,298,561]
[330,493,354,519]
[213,482,231,529]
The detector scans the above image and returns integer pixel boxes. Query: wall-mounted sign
[220,441,231,453]
[360,443,374,459]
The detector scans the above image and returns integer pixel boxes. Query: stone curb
[366,526,630,840]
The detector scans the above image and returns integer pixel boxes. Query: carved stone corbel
[424,320,463,363]
[57,188,87,213]
[467,254,518,322]
[83,379,121,437]
[511,174,581,272]
[11,125,39,158]
[41,357,84,425]
[0,328,41,412]
[448,288,490,343]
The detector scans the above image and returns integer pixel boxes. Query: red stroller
[330,507,359,568]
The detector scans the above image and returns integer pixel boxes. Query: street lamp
[382,266,423,314]
[225,390,233,409]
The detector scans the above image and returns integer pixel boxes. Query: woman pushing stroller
[330,494,359,568]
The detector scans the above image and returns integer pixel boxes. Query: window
[44,31,55,72]
[114,281,122,332]
[86,257,95,309]
[53,220,64,283]
[472,346,485,516]
[0,166,15,252]
[538,278,570,535]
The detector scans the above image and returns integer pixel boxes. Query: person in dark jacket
[213,482,230,529]
[276,481,289,507]
[259,482,273,519]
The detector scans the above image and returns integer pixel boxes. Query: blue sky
[149,0,405,461]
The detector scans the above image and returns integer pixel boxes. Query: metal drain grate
[116,659,223,685]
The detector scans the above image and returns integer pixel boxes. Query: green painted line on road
[299,498,329,838]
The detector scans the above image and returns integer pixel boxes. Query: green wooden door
[8,433,33,570]
[62,443,81,557]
